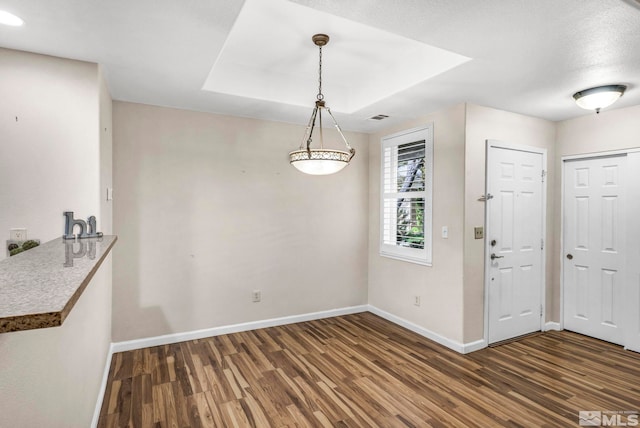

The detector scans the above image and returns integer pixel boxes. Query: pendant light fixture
[573,84,626,114]
[289,34,355,175]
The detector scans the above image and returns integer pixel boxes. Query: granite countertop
[0,235,117,333]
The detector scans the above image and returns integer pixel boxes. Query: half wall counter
[0,235,117,333]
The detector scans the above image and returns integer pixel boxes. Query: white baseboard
[366,305,486,354]
[461,338,488,353]
[91,342,115,428]
[111,305,369,353]
[544,321,562,331]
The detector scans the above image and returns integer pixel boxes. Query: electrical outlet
[414,295,421,307]
[10,228,26,241]
[474,227,484,239]
[252,290,261,303]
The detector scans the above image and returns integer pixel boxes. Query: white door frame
[484,140,547,344]
[560,148,640,339]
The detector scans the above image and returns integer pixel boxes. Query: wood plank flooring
[98,312,640,427]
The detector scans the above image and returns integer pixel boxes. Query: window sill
[379,251,432,266]
[0,235,117,333]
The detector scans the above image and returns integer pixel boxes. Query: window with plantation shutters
[380,124,433,265]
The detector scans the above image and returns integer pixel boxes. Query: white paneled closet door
[625,152,640,353]
[563,155,626,346]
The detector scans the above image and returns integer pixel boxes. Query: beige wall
[367,103,557,345]
[0,263,112,428]
[112,102,369,341]
[100,66,114,235]
[554,104,640,326]
[0,49,112,428]
[556,105,640,156]
[368,104,467,343]
[464,104,556,341]
[0,48,102,253]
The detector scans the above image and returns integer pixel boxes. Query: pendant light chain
[317,44,324,101]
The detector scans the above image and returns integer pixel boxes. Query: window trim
[379,124,433,266]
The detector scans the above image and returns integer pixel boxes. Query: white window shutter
[379,124,433,265]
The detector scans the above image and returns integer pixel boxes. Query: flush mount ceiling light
[573,84,627,114]
[0,10,24,26]
[289,34,355,176]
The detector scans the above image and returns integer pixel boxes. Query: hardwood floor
[98,313,640,427]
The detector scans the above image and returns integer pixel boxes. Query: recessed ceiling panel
[202,0,471,113]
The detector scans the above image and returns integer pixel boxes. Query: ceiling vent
[368,114,389,121]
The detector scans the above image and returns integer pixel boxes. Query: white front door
[486,144,544,344]
[563,155,626,345]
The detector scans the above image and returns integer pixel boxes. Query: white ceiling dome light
[573,85,627,114]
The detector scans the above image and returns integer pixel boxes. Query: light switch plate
[442,226,448,239]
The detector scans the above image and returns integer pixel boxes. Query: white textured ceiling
[1,0,639,133]
[202,0,470,113]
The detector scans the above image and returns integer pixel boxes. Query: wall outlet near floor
[10,228,27,241]
[252,290,261,303]
[414,295,421,307]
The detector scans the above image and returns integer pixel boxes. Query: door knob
[566,254,573,260]
[490,253,504,260]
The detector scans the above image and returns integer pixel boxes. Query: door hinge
[541,170,546,182]
[540,305,543,317]
[541,238,544,250]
